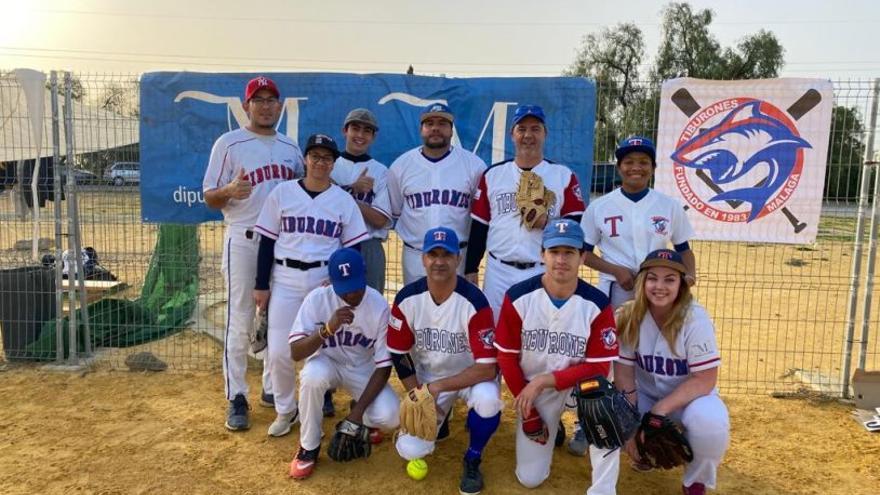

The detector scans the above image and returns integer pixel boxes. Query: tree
[97,80,140,117]
[825,105,867,200]
[653,2,785,81]
[565,23,648,160]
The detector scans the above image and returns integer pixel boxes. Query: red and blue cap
[328,248,367,296]
[422,226,460,254]
[615,136,656,165]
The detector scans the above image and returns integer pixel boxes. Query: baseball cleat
[289,446,320,480]
[437,410,452,442]
[225,394,250,431]
[554,420,566,447]
[458,456,483,495]
[368,428,384,445]
[566,421,588,456]
[682,483,706,495]
[323,390,336,417]
[259,389,275,408]
[268,409,300,437]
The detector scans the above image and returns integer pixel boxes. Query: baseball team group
[201,76,731,495]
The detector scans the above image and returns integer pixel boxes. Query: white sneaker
[268,410,300,437]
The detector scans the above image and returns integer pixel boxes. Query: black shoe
[459,457,483,495]
[554,421,565,447]
[437,409,452,441]
[322,389,336,418]
[225,394,250,431]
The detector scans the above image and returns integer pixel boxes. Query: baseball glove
[250,309,268,354]
[399,386,437,440]
[327,419,371,462]
[516,170,556,229]
[635,412,694,469]
[521,407,549,445]
[574,376,640,450]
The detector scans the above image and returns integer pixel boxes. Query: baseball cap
[615,136,656,165]
[422,226,460,255]
[542,218,585,250]
[512,104,546,126]
[304,134,341,159]
[639,249,687,274]
[328,248,367,296]
[420,103,454,124]
[244,76,280,101]
[344,108,379,131]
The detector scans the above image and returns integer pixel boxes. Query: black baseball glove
[574,376,640,450]
[635,412,694,469]
[327,419,371,462]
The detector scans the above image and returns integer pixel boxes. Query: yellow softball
[406,458,428,481]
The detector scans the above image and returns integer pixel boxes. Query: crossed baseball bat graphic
[669,88,821,234]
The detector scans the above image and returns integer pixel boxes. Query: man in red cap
[203,76,305,431]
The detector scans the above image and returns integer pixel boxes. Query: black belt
[490,252,541,270]
[404,240,468,250]
[275,258,328,270]
[245,230,255,240]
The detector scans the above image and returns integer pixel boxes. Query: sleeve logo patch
[601,327,618,349]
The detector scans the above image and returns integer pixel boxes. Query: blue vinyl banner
[139,72,596,223]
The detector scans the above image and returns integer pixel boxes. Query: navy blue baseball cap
[305,133,341,159]
[615,136,656,165]
[422,226,460,254]
[639,249,687,274]
[420,103,454,123]
[512,104,546,126]
[542,219,585,250]
[328,248,367,296]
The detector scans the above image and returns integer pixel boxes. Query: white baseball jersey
[289,285,392,369]
[387,146,486,248]
[387,276,496,384]
[581,188,694,283]
[331,155,392,240]
[254,181,368,261]
[203,128,305,228]
[471,159,585,263]
[617,302,720,400]
[494,275,618,382]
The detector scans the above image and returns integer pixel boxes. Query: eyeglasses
[307,153,335,165]
[249,96,279,106]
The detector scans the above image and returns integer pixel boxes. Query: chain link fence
[1,71,878,396]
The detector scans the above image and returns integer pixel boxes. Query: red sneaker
[289,446,320,480]
[682,483,706,495]
[369,428,384,445]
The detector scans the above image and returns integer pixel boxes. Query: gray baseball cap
[344,108,379,131]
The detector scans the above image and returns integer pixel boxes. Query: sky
[1,0,878,79]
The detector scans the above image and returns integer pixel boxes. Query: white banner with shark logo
[655,78,833,244]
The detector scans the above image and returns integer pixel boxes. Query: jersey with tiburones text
[289,285,392,369]
[494,275,618,378]
[254,181,368,261]
[617,301,720,400]
[471,160,585,262]
[581,188,694,282]
[388,146,485,248]
[203,128,305,228]
[387,277,496,383]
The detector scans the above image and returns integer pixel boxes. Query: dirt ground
[0,366,878,495]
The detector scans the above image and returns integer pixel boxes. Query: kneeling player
[388,227,502,495]
[288,248,400,480]
[495,219,620,493]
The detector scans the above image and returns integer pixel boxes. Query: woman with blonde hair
[614,249,729,495]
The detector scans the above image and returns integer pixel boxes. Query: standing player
[203,76,304,431]
[581,136,697,309]
[495,219,620,494]
[614,249,729,495]
[387,103,486,284]
[331,108,392,293]
[465,104,585,319]
[288,248,400,480]
[253,134,368,437]
[387,227,502,495]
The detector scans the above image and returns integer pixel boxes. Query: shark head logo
[670,100,811,222]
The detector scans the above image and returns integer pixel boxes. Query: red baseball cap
[245,76,280,101]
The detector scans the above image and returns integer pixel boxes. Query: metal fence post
[857,155,880,370]
[841,78,880,396]
[49,71,65,363]
[63,72,92,356]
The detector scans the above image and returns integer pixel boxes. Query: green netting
[23,224,200,360]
